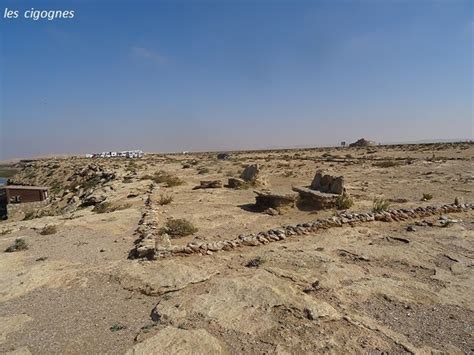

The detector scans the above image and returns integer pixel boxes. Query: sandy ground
[0,142,473,354]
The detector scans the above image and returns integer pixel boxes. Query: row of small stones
[162,203,474,257]
[132,184,160,258]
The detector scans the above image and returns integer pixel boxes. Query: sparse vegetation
[5,238,28,252]
[40,225,57,235]
[335,194,353,210]
[150,171,184,187]
[197,167,210,175]
[246,256,265,268]
[110,324,127,332]
[140,323,157,333]
[421,193,433,201]
[160,218,197,237]
[23,211,36,220]
[122,176,134,183]
[93,202,131,214]
[372,160,402,168]
[158,194,173,205]
[372,198,391,212]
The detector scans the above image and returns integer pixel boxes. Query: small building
[0,185,49,205]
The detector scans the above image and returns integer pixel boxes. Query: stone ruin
[227,164,266,189]
[310,171,345,195]
[292,171,347,210]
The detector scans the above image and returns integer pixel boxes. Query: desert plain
[0,141,473,354]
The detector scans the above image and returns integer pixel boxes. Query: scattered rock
[227,177,247,189]
[193,180,223,189]
[264,208,279,216]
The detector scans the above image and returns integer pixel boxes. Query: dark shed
[0,185,49,205]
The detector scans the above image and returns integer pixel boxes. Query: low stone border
[128,183,158,259]
[162,203,473,258]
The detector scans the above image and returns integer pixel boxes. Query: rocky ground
[0,142,473,354]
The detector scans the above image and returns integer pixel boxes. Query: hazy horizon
[1,0,473,160]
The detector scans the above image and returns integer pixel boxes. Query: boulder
[240,164,260,183]
[217,152,231,160]
[81,192,106,206]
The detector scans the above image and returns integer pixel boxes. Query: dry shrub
[197,167,210,175]
[246,256,265,268]
[93,201,131,214]
[151,171,183,187]
[421,193,433,201]
[5,238,28,252]
[335,194,353,210]
[372,160,402,168]
[158,194,173,205]
[373,198,391,212]
[40,225,57,235]
[160,218,197,238]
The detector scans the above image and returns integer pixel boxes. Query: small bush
[160,218,197,238]
[372,160,401,168]
[151,171,183,187]
[122,176,134,183]
[421,193,433,201]
[23,211,36,220]
[158,194,173,205]
[93,202,131,214]
[5,238,28,252]
[40,225,57,235]
[373,198,391,213]
[246,256,265,268]
[197,167,210,175]
[335,194,353,210]
[110,324,127,332]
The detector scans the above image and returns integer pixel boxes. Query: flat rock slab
[153,269,340,334]
[126,327,227,355]
[116,259,221,296]
[292,186,339,209]
[254,191,298,209]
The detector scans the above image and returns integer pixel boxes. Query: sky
[0,0,473,159]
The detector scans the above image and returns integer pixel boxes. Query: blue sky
[1,0,472,159]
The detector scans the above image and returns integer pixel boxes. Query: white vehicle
[87,150,144,159]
